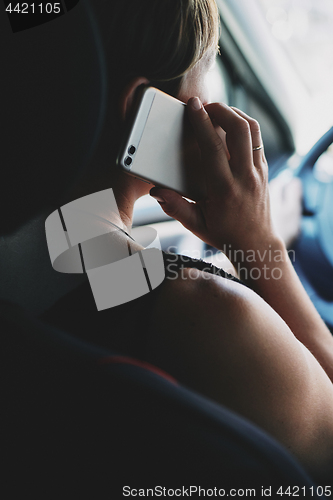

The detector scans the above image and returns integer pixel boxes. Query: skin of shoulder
[145,267,333,478]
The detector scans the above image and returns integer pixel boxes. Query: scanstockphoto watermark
[123,485,257,497]
[123,485,332,497]
[165,245,296,282]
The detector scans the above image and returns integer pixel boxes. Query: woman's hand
[150,97,282,261]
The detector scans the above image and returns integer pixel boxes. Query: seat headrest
[0,0,106,233]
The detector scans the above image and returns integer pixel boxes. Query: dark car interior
[2,0,332,496]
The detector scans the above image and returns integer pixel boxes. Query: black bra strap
[162,252,248,288]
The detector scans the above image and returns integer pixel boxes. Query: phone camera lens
[124,156,132,166]
[128,145,136,155]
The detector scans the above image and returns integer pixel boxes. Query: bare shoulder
[147,267,317,394]
[151,266,283,340]
[146,267,333,473]
[147,266,290,383]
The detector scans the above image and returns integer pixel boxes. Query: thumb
[149,187,202,233]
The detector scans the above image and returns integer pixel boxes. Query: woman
[43,0,333,482]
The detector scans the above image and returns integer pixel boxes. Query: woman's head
[82,0,220,199]
[98,0,220,98]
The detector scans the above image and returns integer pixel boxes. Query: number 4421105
[277,486,331,497]
[5,3,61,14]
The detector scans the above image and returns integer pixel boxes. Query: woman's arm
[238,237,333,382]
[150,98,333,382]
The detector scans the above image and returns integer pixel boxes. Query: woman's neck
[64,166,148,232]
[0,174,146,316]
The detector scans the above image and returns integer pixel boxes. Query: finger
[214,123,230,161]
[149,187,204,234]
[204,102,253,175]
[230,107,264,159]
[187,97,232,183]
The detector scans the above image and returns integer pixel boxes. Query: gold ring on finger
[253,145,263,151]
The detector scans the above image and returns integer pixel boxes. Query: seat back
[0,0,106,233]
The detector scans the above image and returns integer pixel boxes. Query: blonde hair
[96,0,220,95]
[92,0,219,165]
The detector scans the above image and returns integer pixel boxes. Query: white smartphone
[117,86,206,201]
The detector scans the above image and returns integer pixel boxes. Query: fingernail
[150,194,166,204]
[191,97,202,111]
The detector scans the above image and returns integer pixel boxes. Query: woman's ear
[119,77,150,121]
